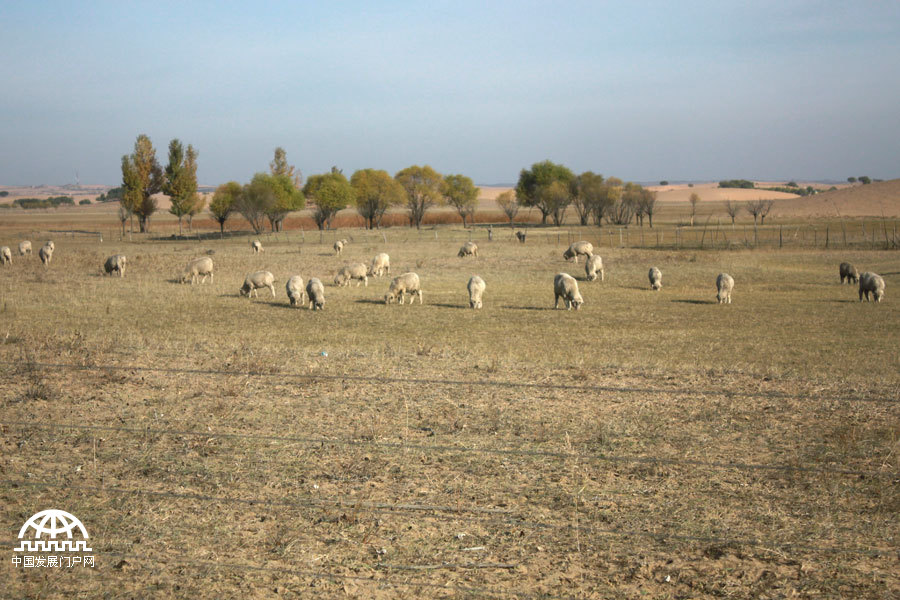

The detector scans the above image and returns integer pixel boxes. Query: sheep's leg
[554,294,560,309]
[601,269,604,282]
[418,290,423,304]
[270,284,276,298]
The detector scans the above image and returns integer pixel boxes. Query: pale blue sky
[1,1,898,186]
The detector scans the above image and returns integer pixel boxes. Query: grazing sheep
[716,273,734,304]
[467,275,486,309]
[306,278,325,310]
[554,273,584,310]
[368,253,390,277]
[458,241,478,258]
[515,231,526,243]
[251,240,263,253]
[839,262,859,284]
[18,241,32,255]
[103,254,127,277]
[333,239,349,255]
[180,256,213,284]
[385,272,423,305]
[563,241,593,264]
[649,267,662,290]
[334,262,368,287]
[0,246,11,265]
[239,270,276,298]
[39,242,54,266]
[585,254,605,282]
[286,275,306,306]
[858,272,885,302]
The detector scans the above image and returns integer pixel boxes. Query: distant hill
[772,179,900,218]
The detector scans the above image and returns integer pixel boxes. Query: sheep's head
[333,273,344,285]
[562,249,574,260]
[571,293,584,310]
[239,285,249,296]
[385,292,396,304]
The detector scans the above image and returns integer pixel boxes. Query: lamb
[39,242,54,266]
[286,275,306,306]
[0,246,11,265]
[333,238,349,255]
[334,262,368,287]
[467,275,486,309]
[239,270,276,298]
[180,257,213,284]
[515,231,526,243]
[563,241,593,264]
[839,262,859,284]
[649,267,662,290]
[251,240,263,253]
[458,241,478,258]
[368,253,390,277]
[18,241,32,255]
[103,254,127,277]
[716,273,734,304]
[306,277,325,310]
[858,272,885,302]
[585,254,604,282]
[554,273,584,310]
[385,272,423,305]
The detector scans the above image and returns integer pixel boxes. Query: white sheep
[103,254,127,277]
[858,272,885,302]
[839,262,859,284]
[563,241,593,264]
[251,240,263,253]
[39,242,54,266]
[18,241,32,255]
[467,275,486,309]
[385,272,422,305]
[0,246,11,265]
[649,267,662,290]
[585,254,604,282]
[554,273,584,310]
[239,270,276,298]
[368,253,390,277]
[306,277,325,310]
[716,273,734,304]
[333,239,349,255]
[286,275,306,306]
[458,241,478,258]
[180,257,213,284]
[334,263,368,287]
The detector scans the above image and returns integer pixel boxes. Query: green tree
[304,168,355,230]
[858,175,871,185]
[270,147,301,185]
[264,148,304,231]
[443,174,479,227]
[516,160,575,225]
[847,176,857,183]
[120,134,163,233]
[495,190,519,227]
[351,169,405,229]
[235,173,278,234]
[574,171,605,226]
[395,165,444,229]
[593,177,622,226]
[209,182,241,235]
[163,139,200,235]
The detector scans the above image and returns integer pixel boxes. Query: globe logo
[14,509,92,553]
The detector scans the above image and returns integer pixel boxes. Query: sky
[1,0,899,186]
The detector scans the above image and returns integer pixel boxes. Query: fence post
[779,226,783,248]
[825,226,829,249]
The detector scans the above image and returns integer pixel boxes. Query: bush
[13,196,74,209]
[718,179,755,189]
[659,180,669,186]
[0,191,8,197]
[79,198,91,205]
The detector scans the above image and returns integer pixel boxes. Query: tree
[540,180,572,226]
[593,177,622,226]
[209,181,241,234]
[185,193,205,232]
[516,160,575,225]
[395,165,444,229]
[304,168,355,230]
[746,199,765,225]
[859,175,872,185]
[622,182,644,226]
[660,180,669,186]
[574,172,604,226]
[495,190,519,226]
[120,134,163,233]
[759,199,774,224]
[443,174,479,227]
[847,177,857,183]
[235,173,278,234]
[117,203,130,237]
[270,147,301,186]
[724,200,741,226]
[688,192,701,226]
[351,169,405,229]
[163,139,200,235]
[264,148,305,231]
[638,188,657,228]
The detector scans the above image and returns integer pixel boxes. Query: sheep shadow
[431,302,469,310]
[822,299,857,303]
[501,305,556,311]
[355,299,386,305]
[671,299,716,305]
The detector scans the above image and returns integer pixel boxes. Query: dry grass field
[1,220,899,597]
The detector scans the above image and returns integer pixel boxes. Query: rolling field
[1,227,898,598]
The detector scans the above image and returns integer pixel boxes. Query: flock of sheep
[0,235,887,307]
